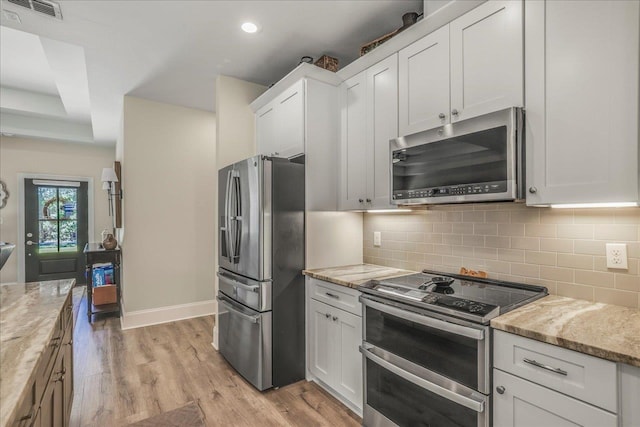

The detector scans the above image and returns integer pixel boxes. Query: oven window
[393,126,507,190]
[366,359,478,427]
[365,306,479,390]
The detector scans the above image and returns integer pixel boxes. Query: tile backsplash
[363,204,640,309]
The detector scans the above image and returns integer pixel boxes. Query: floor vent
[6,0,61,19]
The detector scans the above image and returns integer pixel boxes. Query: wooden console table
[83,243,121,322]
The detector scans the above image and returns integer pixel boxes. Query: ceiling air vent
[6,0,61,19]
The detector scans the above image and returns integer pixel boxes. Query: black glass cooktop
[359,270,548,323]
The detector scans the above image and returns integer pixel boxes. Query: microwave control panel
[393,181,507,200]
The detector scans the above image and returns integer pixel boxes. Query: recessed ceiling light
[241,22,259,33]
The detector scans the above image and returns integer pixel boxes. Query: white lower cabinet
[493,369,617,427]
[306,279,362,413]
[494,330,640,427]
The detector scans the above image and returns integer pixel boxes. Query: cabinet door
[493,369,617,427]
[450,0,523,122]
[398,25,450,135]
[274,79,305,158]
[39,352,65,427]
[333,308,363,410]
[366,54,398,209]
[525,0,639,205]
[256,104,278,156]
[62,326,74,422]
[339,73,367,210]
[308,299,335,385]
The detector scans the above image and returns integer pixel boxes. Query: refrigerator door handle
[232,172,242,262]
[224,169,233,263]
[217,295,260,324]
[217,271,259,293]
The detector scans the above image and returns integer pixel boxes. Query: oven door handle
[360,344,485,413]
[361,297,485,340]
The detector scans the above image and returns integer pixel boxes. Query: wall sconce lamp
[101,167,123,216]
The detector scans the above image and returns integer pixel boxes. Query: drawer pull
[523,358,568,376]
[325,292,340,299]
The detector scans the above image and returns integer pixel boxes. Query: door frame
[17,173,95,283]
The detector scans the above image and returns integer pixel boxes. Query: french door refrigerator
[217,155,305,390]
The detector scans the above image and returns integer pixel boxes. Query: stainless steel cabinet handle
[496,386,505,394]
[439,113,446,120]
[529,186,537,194]
[523,358,568,376]
[452,108,459,116]
[325,292,339,299]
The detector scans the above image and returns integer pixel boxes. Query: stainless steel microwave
[390,107,524,205]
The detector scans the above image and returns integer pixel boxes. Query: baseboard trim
[212,325,219,350]
[120,299,216,330]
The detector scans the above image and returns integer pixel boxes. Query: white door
[366,54,398,209]
[308,299,334,385]
[398,25,450,135]
[274,80,305,158]
[333,308,363,410]
[525,0,639,205]
[449,0,523,123]
[256,104,277,156]
[340,72,368,210]
[493,369,617,427]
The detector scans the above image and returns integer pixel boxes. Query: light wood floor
[69,290,361,427]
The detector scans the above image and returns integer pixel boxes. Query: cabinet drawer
[494,330,617,412]
[307,277,361,316]
[494,369,617,427]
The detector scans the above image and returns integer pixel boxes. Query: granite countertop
[491,295,640,367]
[0,279,75,427]
[303,264,415,288]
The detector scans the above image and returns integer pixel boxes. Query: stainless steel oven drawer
[217,294,272,390]
[218,269,271,312]
[362,344,489,427]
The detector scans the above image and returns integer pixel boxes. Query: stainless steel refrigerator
[217,155,305,390]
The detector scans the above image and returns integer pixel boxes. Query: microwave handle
[360,344,485,413]
[360,297,484,340]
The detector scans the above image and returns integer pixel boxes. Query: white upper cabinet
[525,0,640,206]
[398,25,450,136]
[398,0,523,135]
[449,0,523,123]
[341,73,368,210]
[256,79,305,158]
[340,54,398,210]
[367,55,398,208]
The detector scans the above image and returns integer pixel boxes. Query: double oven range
[359,271,547,427]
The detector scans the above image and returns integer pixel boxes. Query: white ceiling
[0,0,423,145]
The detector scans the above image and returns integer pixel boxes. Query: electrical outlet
[606,243,628,269]
[373,231,382,247]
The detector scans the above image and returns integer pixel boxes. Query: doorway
[24,178,89,284]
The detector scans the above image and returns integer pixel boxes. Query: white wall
[215,75,267,168]
[0,136,115,283]
[120,96,216,315]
